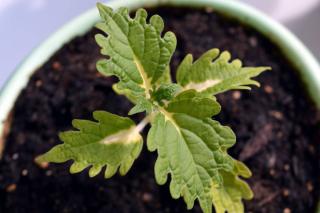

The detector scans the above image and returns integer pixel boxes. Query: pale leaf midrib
[106,13,153,99]
[61,127,140,151]
[133,55,152,98]
[182,67,266,93]
[183,79,221,92]
[100,126,141,145]
[157,109,213,206]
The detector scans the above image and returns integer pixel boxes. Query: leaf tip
[69,162,88,174]
[34,149,55,165]
[96,2,103,8]
[150,14,164,33]
[135,8,148,21]
[264,66,272,71]
[96,2,112,13]
[89,165,103,177]
[221,50,231,61]
[58,131,68,141]
[71,119,82,129]
[206,48,220,57]
[34,154,46,164]
[104,165,118,179]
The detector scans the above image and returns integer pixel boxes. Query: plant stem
[135,115,151,133]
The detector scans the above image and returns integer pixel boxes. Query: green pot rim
[0,0,319,211]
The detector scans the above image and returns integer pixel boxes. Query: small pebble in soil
[6,184,17,192]
[283,164,290,171]
[52,61,62,71]
[269,169,276,177]
[35,161,49,169]
[35,80,43,87]
[283,208,291,213]
[21,169,28,176]
[277,131,284,139]
[264,85,273,94]
[249,36,258,47]
[306,181,314,192]
[269,110,284,120]
[267,154,276,168]
[232,91,241,100]
[142,192,153,203]
[12,153,19,160]
[282,189,290,197]
[45,170,53,176]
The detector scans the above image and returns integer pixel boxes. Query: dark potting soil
[0,6,319,213]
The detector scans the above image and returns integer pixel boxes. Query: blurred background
[0,0,319,89]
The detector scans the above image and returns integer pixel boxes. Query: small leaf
[147,91,250,213]
[151,83,181,105]
[166,90,221,118]
[96,3,177,101]
[128,97,153,115]
[36,111,143,178]
[177,48,270,95]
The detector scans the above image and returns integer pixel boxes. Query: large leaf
[177,48,270,95]
[36,111,143,178]
[95,3,177,101]
[147,90,252,213]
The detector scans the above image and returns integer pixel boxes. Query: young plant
[36,3,270,213]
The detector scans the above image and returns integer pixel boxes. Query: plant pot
[0,0,319,212]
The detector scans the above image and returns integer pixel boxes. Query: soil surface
[0,6,319,213]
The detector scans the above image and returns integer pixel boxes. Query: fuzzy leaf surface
[177,48,270,95]
[147,90,252,213]
[36,111,143,178]
[212,161,253,213]
[96,3,177,101]
[151,83,181,105]
[128,97,153,115]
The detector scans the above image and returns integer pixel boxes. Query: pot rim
[0,0,319,210]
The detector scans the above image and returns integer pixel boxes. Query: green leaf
[165,90,221,119]
[155,66,172,85]
[147,91,251,213]
[177,48,271,95]
[95,3,177,101]
[36,111,143,178]
[128,97,153,115]
[212,161,253,213]
[151,83,181,105]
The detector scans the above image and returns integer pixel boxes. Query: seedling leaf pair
[37,3,270,213]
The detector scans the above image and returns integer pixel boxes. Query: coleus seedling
[36,3,270,213]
